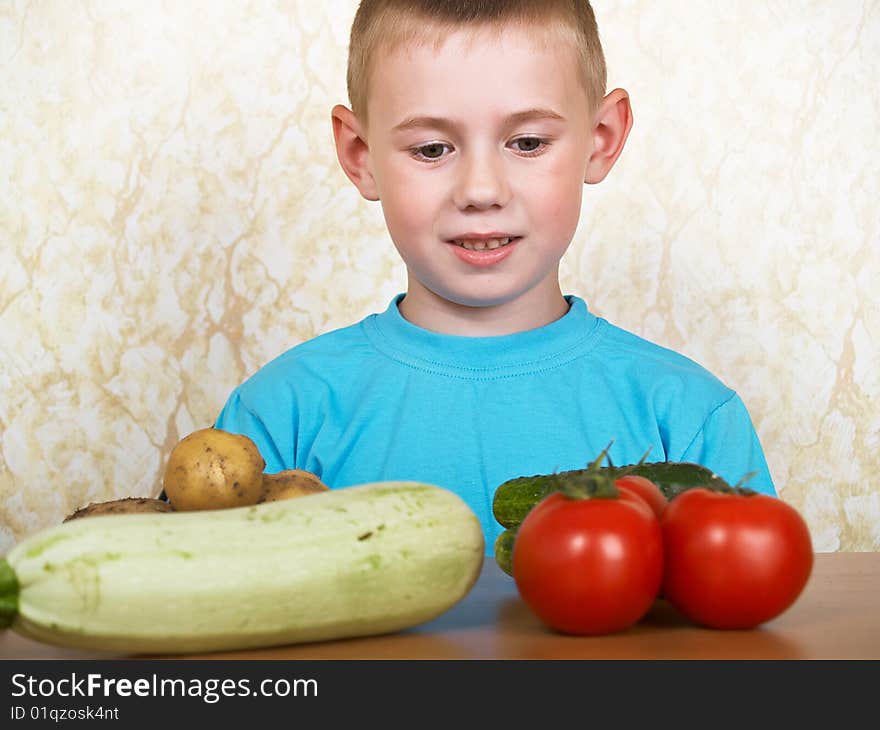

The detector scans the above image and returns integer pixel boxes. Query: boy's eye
[412,143,449,161]
[511,136,547,154]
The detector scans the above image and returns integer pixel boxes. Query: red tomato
[661,488,813,629]
[512,488,663,635]
[615,475,668,519]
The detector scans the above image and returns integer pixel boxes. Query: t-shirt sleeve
[677,392,777,496]
[214,388,286,474]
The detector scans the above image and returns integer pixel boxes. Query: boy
[215,0,775,551]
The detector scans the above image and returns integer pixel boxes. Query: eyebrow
[390,107,566,134]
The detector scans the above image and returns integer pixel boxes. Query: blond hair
[346,0,607,129]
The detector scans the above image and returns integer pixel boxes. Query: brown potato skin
[259,469,329,502]
[64,497,174,522]
[163,428,266,511]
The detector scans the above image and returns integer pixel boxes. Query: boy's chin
[406,273,556,312]
[433,290,534,311]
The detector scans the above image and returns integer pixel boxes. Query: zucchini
[492,461,731,529]
[0,481,484,654]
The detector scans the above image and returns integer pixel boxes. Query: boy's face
[337,25,627,320]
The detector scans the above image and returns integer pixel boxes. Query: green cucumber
[494,528,516,576]
[492,461,730,529]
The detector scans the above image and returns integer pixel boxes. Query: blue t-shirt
[216,294,775,552]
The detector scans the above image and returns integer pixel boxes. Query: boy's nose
[452,151,512,210]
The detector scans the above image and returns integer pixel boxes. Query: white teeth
[454,237,513,251]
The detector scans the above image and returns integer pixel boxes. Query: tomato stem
[732,471,758,490]
[588,441,614,471]
[636,446,653,466]
[555,448,621,501]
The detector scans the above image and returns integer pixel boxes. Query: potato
[64,497,174,522]
[259,469,329,503]
[163,428,266,511]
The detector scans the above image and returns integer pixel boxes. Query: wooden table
[1,552,877,660]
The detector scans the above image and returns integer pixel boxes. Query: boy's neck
[398,280,571,337]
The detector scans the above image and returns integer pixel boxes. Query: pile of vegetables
[0,427,814,651]
[0,428,485,654]
[493,448,813,634]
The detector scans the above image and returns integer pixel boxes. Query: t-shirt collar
[363,292,600,376]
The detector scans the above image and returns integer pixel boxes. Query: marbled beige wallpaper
[1,1,878,553]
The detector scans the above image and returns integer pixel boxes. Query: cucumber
[0,481,484,654]
[494,528,516,576]
[492,462,730,529]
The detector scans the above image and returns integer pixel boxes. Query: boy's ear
[585,88,633,184]
[331,104,379,201]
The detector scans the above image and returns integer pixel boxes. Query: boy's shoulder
[592,315,734,400]
[598,317,715,367]
[237,314,375,394]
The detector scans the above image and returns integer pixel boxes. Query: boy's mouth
[450,236,519,251]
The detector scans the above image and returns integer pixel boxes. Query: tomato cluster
[512,468,813,635]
